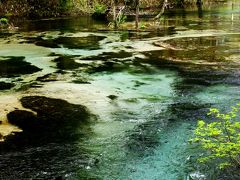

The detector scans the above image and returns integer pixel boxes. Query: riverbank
[0,0,227,19]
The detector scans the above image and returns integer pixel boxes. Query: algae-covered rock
[4,96,92,148]
[53,56,81,70]
[107,95,118,100]
[0,82,14,90]
[54,36,105,50]
[0,56,41,77]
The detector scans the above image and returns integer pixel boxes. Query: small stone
[107,95,118,100]
[86,166,91,170]
[189,171,206,180]
[130,168,137,173]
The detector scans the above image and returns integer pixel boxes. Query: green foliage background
[0,0,219,18]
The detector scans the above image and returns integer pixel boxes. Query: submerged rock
[0,82,14,90]
[36,73,58,82]
[3,96,92,149]
[53,56,81,70]
[72,77,91,84]
[35,39,60,48]
[0,56,41,77]
[54,36,105,50]
[107,95,118,100]
[189,171,206,180]
[24,36,60,48]
[82,51,133,61]
[24,35,105,50]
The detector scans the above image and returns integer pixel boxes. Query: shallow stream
[0,2,240,180]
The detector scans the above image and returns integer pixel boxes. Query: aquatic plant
[108,7,127,29]
[140,21,146,29]
[117,12,127,26]
[192,104,240,170]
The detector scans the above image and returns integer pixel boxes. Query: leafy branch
[192,104,240,169]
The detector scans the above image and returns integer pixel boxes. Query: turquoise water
[0,2,240,180]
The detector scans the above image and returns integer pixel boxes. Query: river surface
[0,2,240,180]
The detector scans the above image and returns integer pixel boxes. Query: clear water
[0,2,240,180]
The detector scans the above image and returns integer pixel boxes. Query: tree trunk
[112,0,117,28]
[135,3,139,29]
[196,0,203,18]
[154,0,168,19]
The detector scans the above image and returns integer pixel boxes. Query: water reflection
[197,0,203,18]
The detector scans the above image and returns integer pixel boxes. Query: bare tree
[135,0,139,29]
[154,0,169,20]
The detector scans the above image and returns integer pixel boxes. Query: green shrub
[192,104,240,169]
[116,13,127,26]
[94,3,106,14]
[0,17,8,24]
